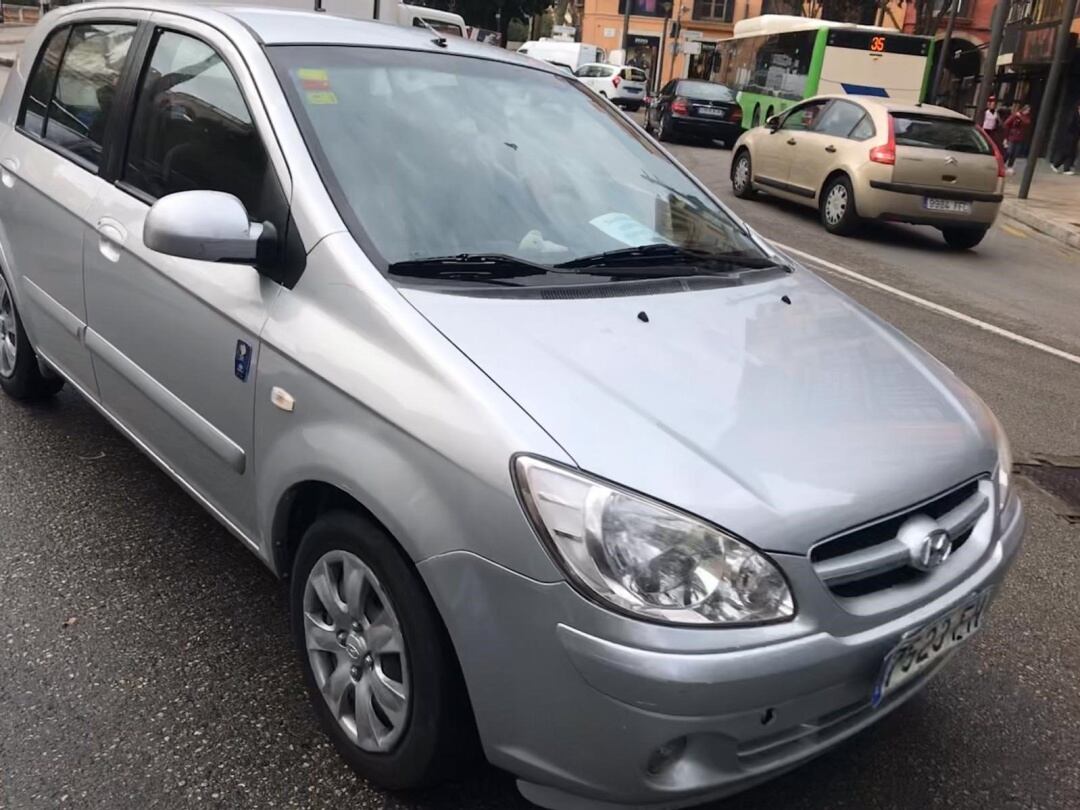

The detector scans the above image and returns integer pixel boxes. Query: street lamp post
[656,0,673,93]
[972,0,1007,126]
[930,0,960,104]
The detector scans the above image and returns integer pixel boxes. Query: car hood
[400,271,997,554]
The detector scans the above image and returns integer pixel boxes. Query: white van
[198,0,468,36]
[517,39,605,72]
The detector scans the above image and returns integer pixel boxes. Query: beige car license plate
[872,589,990,707]
[924,197,972,214]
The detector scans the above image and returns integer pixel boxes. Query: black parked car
[644,79,743,146]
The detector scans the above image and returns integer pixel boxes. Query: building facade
[577,0,911,91]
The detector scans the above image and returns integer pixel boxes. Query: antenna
[416,17,448,48]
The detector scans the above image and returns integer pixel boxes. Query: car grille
[810,478,988,599]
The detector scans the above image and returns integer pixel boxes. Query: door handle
[825,145,837,153]
[786,138,797,145]
[0,157,18,189]
[96,218,127,263]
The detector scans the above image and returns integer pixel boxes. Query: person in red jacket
[1002,104,1032,175]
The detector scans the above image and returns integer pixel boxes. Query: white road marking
[775,242,1080,369]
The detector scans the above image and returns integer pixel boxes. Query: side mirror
[766,115,781,132]
[144,190,273,263]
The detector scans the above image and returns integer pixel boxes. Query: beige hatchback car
[731,95,1005,249]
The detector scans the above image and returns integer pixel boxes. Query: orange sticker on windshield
[306,90,338,105]
[298,68,331,91]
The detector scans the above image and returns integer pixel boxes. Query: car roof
[809,94,969,120]
[47,1,546,67]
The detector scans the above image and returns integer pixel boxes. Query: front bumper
[418,495,1024,810]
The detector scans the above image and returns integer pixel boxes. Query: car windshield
[270,47,762,275]
[892,114,991,155]
[677,81,735,101]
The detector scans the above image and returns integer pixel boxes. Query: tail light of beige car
[671,96,690,116]
[869,114,896,165]
[977,126,1007,178]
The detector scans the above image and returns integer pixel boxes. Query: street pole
[930,0,960,104]
[656,3,672,94]
[1019,0,1079,199]
[973,0,1007,125]
[622,0,632,59]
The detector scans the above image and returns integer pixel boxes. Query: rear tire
[0,270,64,401]
[732,150,756,199]
[819,175,860,236]
[290,510,477,791]
[751,104,761,127]
[941,227,987,250]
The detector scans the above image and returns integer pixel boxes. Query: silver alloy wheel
[0,273,17,379]
[303,550,410,752]
[824,183,848,226]
[734,156,750,192]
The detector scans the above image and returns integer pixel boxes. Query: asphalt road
[2,76,1080,809]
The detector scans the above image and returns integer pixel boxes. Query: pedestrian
[1050,100,1080,176]
[982,96,1004,151]
[1002,104,1032,175]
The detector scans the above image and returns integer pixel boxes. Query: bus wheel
[820,174,860,235]
[766,106,775,123]
[732,150,756,199]
[751,104,761,127]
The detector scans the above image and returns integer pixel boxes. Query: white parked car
[517,39,604,71]
[573,63,647,111]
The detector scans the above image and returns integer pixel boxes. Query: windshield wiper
[554,243,786,272]
[388,253,554,283]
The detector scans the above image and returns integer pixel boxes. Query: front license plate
[698,107,725,118]
[923,197,972,214]
[872,590,991,707]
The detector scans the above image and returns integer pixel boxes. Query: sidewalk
[1001,159,1080,251]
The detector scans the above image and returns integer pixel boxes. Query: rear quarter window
[621,67,646,82]
[892,114,990,154]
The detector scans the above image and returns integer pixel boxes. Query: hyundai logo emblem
[897,517,953,571]
[914,528,952,570]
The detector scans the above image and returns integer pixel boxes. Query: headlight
[513,456,795,625]
[994,423,1013,513]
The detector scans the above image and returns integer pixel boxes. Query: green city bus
[709,15,934,129]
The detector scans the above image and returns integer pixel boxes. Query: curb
[1000,200,1080,251]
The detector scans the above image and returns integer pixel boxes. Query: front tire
[941,227,988,250]
[290,510,476,791]
[819,175,860,235]
[658,112,674,142]
[732,150,755,199]
[0,271,64,401]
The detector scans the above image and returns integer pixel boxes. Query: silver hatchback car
[0,4,1024,809]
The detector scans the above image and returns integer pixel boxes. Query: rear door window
[813,100,866,138]
[20,22,136,169]
[892,114,990,154]
[621,67,646,82]
[20,27,69,137]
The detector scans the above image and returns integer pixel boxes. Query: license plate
[698,107,725,118]
[625,87,643,94]
[923,197,972,214]
[872,590,990,707]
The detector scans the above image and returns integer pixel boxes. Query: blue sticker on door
[235,340,252,381]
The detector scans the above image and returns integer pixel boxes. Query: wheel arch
[819,168,853,205]
[731,145,752,180]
